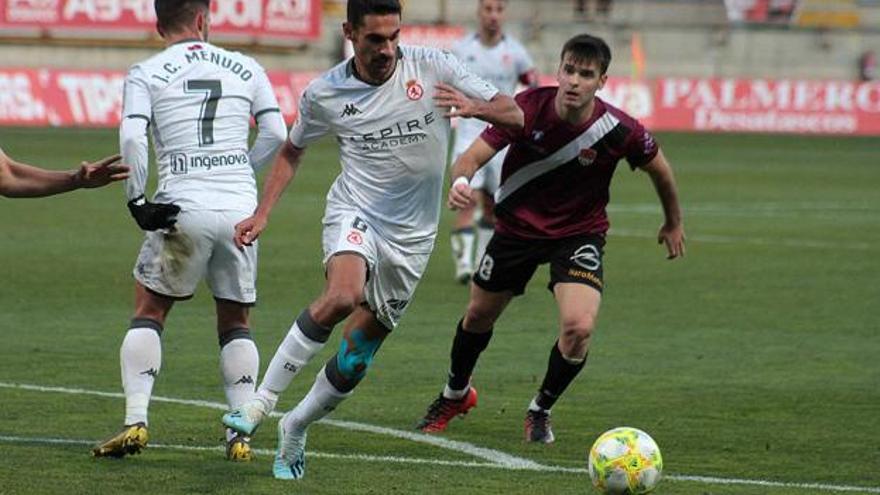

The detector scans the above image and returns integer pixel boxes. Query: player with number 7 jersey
[94,0,287,464]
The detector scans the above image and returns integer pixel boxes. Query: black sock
[535,341,587,410]
[447,319,492,392]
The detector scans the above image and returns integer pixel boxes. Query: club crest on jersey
[347,230,364,245]
[578,148,598,167]
[406,79,424,100]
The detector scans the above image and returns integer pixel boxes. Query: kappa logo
[234,375,254,385]
[406,79,424,100]
[341,103,362,118]
[140,368,159,378]
[578,148,598,167]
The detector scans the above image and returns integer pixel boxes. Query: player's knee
[463,303,499,332]
[560,314,595,343]
[317,289,362,320]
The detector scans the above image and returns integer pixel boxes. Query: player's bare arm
[234,140,305,248]
[448,138,498,210]
[641,149,685,259]
[0,147,128,198]
[433,82,523,130]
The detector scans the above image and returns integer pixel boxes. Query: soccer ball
[588,427,663,494]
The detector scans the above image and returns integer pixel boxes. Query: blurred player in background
[0,147,128,198]
[449,0,537,283]
[222,0,522,481]
[416,33,685,443]
[92,0,286,461]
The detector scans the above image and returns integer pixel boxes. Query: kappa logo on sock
[234,375,254,385]
[140,368,158,377]
[283,362,298,373]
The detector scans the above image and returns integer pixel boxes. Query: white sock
[283,366,350,433]
[451,228,476,272]
[219,337,259,409]
[120,326,162,426]
[257,315,329,412]
[443,384,470,400]
[475,225,494,263]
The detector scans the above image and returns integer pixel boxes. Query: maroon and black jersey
[481,87,658,239]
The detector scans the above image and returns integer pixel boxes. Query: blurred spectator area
[0,0,878,80]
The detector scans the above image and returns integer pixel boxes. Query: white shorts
[322,208,431,329]
[452,146,508,195]
[133,209,257,304]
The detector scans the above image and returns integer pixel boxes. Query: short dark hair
[155,0,210,35]
[347,0,402,28]
[560,34,612,75]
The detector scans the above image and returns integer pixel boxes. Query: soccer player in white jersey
[449,0,537,283]
[92,0,286,462]
[221,0,523,480]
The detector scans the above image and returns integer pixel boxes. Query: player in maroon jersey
[416,33,685,443]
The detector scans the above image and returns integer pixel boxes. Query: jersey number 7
[185,79,222,147]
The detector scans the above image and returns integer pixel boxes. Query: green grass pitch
[0,127,878,494]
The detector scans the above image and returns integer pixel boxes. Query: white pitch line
[2,382,879,494]
[0,435,504,470]
[609,202,879,216]
[609,228,874,251]
[0,381,542,470]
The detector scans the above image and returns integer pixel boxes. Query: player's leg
[473,153,502,263]
[216,299,259,461]
[92,283,175,457]
[273,308,388,480]
[223,231,371,435]
[525,235,605,443]
[451,206,477,284]
[418,234,538,433]
[474,190,496,263]
[449,146,477,284]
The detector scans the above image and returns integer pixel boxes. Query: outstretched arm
[434,83,523,131]
[234,140,306,248]
[0,147,128,198]
[641,149,685,259]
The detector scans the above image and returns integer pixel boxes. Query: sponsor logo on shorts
[169,152,249,175]
[567,268,604,289]
[570,244,601,271]
[379,298,410,323]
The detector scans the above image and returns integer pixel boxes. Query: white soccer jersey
[289,45,498,249]
[452,33,534,153]
[122,40,282,212]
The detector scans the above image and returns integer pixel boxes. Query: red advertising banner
[400,24,466,51]
[0,67,319,127]
[2,68,879,135]
[656,77,880,135]
[0,0,321,40]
